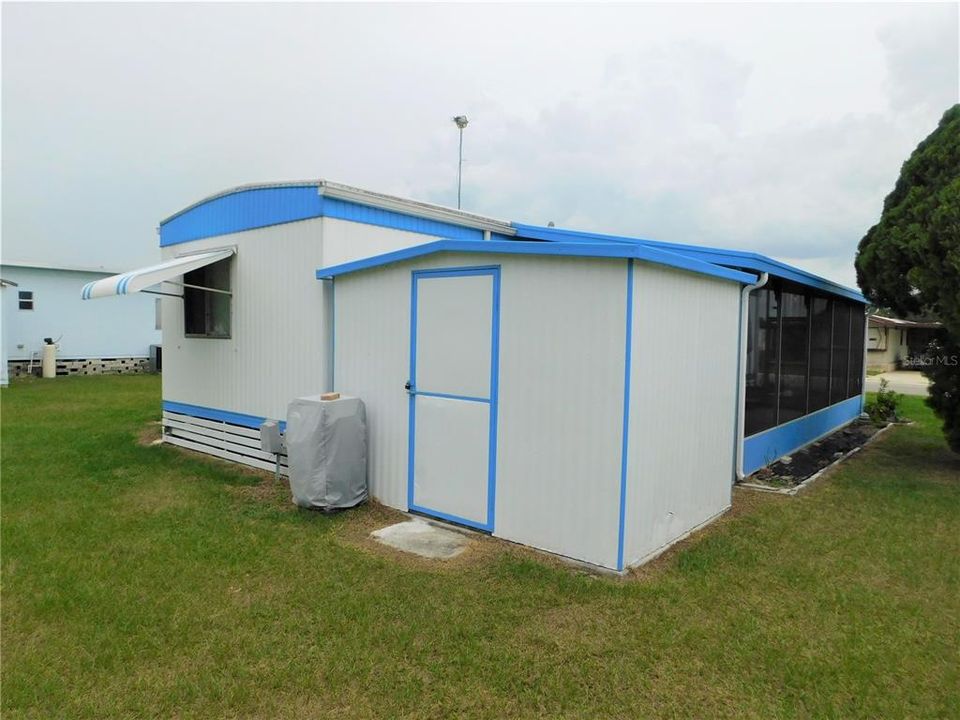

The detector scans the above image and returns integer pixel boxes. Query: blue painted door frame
[406,265,501,532]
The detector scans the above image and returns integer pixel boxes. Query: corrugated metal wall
[335,252,628,569]
[161,217,442,422]
[332,262,413,510]
[494,255,626,568]
[161,218,328,421]
[623,264,742,567]
[322,217,447,268]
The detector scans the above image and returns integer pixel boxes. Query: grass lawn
[2,375,959,718]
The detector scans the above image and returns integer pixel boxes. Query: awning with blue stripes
[81,249,234,300]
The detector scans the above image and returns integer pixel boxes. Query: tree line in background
[857,104,960,452]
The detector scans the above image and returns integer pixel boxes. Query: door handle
[404,381,414,394]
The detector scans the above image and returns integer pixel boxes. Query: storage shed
[82,180,869,571]
[318,241,754,569]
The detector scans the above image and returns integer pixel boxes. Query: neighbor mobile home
[2,262,161,381]
[83,180,868,571]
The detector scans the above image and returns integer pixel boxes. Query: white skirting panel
[162,411,288,475]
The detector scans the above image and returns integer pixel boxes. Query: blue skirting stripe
[162,400,285,431]
[742,395,863,475]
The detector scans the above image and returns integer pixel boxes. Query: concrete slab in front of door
[371,519,471,560]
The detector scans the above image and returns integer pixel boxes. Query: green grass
[2,376,959,718]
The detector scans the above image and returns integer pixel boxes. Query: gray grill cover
[286,395,367,510]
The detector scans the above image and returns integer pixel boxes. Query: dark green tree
[856,104,960,451]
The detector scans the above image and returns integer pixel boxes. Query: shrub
[866,378,902,425]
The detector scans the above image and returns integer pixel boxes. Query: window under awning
[80,248,235,300]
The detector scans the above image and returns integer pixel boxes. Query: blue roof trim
[315,239,758,284]
[512,222,868,304]
[512,223,643,246]
[160,186,323,246]
[159,185,487,247]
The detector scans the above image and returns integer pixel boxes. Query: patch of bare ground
[333,500,515,573]
[135,420,162,446]
[119,480,194,514]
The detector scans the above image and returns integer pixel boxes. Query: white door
[407,267,500,531]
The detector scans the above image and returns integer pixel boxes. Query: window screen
[183,259,231,338]
[830,302,851,405]
[847,308,865,398]
[18,290,33,311]
[808,296,832,412]
[778,290,809,423]
[744,286,780,436]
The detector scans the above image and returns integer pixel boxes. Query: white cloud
[1,2,957,292]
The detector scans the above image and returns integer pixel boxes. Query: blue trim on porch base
[742,395,863,475]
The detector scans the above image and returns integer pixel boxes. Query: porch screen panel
[744,287,780,436]
[778,290,810,423]
[808,296,832,412]
[830,302,851,405]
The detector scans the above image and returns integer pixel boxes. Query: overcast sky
[3,2,958,288]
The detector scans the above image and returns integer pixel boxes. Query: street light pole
[453,115,468,209]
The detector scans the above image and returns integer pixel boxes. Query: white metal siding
[161,219,328,421]
[494,256,627,569]
[335,253,627,569]
[322,217,442,267]
[161,217,442,422]
[333,263,412,510]
[623,264,741,567]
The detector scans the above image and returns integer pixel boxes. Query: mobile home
[2,262,161,380]
[83,180,868,570]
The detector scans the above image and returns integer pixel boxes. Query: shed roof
[511,223,868,304]
[315,239,759,284]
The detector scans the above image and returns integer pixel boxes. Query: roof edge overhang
[315,239,758,284]
[512,222,868,304]
[159,179,515,236]
[318,181,516,234]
